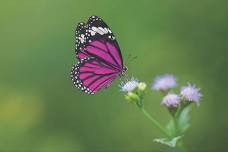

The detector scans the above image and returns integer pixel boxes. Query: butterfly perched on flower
[70,16,127,94]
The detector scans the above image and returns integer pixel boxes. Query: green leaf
[178,106,191,133]
[166,119,176,137]
[153,136,183,147]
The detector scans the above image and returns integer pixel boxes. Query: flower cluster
[120,74,202,108]
[152,74,202,108]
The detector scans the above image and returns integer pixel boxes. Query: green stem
[140,107,171,138]
[173,116,179,136]
[174,108,188,152]
[175,105,182,118]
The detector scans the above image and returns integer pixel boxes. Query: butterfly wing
[75,22,89,59]
[70,57,120,94]
[75,16,124,70]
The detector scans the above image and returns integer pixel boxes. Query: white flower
[180,83,202,103]
[161,93,180,107]
[120,77,139,92]
[152,74,177,91]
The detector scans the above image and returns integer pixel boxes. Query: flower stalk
[140,107,171,138]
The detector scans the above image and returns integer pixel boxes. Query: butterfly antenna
[130,56,137,62]
[125,53,133,65]
[127,53,132,59]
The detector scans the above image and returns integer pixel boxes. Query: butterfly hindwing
[70,57,119,94]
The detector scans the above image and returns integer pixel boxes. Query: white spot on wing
[108,29,112,33]
[78,34,85,43]
[98,27,108,34]
[90,30,96,36]
[91,26,109,35]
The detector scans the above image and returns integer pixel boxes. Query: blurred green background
[0,0,227,151]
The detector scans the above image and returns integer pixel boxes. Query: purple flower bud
[152,74,177,91]
[162,93,180,107]
[180,83,202,104]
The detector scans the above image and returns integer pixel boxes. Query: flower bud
[152,74,177,92]
[138,82,147,91]
[120,77,139,92]
[180,83,202,106]
[161,93,180,116]
[161,93,180,108]
[125,92,140,103]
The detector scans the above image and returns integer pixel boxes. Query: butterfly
[70,16,127,94]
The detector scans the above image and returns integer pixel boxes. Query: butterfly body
[71,16,127,94]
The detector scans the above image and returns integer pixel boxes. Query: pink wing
[75,16,123,70]
[85,39,123,70]
[70,57,120,94]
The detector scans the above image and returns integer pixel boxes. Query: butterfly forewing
[76,16,123,68]
[85,16,123,68]
[85,39,123,70]
[75,22,89,59]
